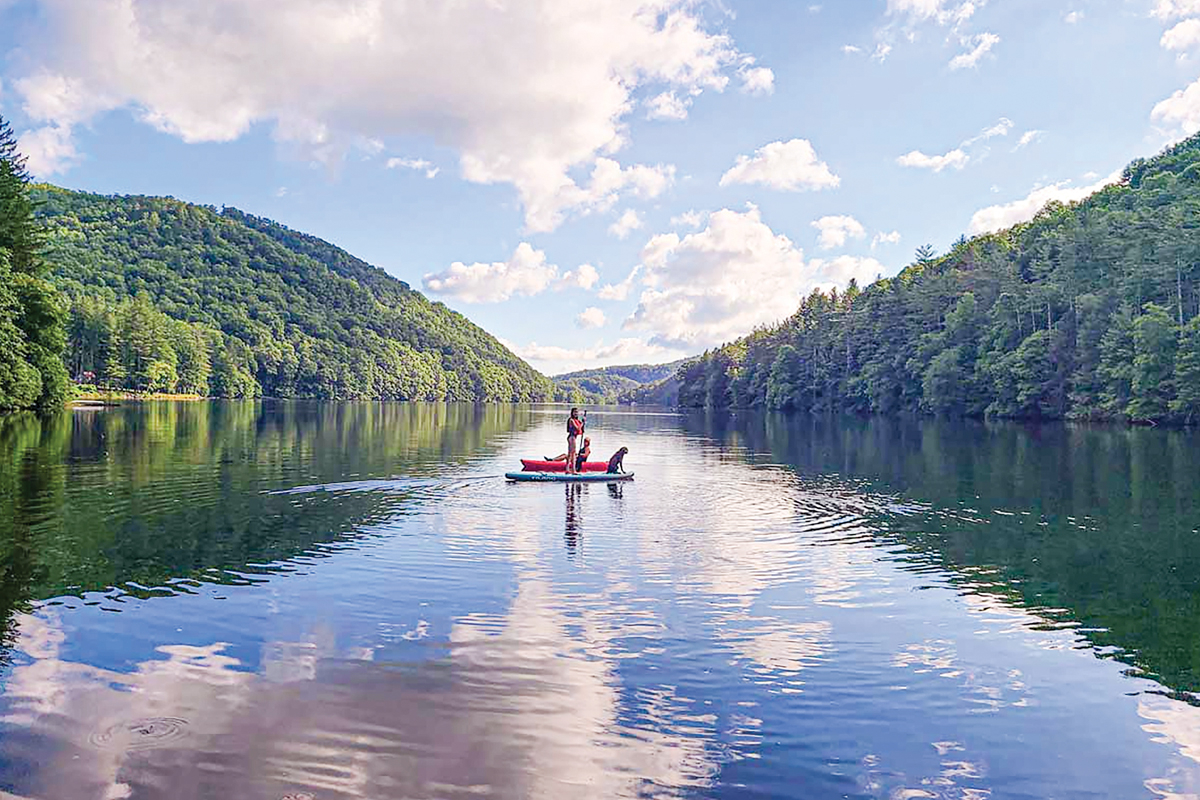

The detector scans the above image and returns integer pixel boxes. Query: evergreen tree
[0,115,67,411]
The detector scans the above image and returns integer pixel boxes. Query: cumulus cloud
[949,32,1000,70]
[386,157,439,178]
[968,171,1121,234]
[738,64,775,95]
[811,215,866,250]
[1153,76,1200,134]
[1152,0,1200,20]
[872,43,894,62]
[806,256,887,292]
[625,206,855,349]
[557,264,600,291]
[8,0,743,231]
[896,148,969,171]
[843,44,863,54]
[576,307,607,329]
[16,123,78,176]
[598,266,642,301]
[1162,18,1200,50]
[608,209,645,240]
[512,337,681,374]
[871,230,901,248]
[719,139,840,192]
[646,91,691,121]
[422,242,559,303]
[1064,10,1083,23]
[671,210,706,229]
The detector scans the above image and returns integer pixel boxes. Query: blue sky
[1,0,1198,374]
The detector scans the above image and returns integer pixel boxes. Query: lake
[0,401,1198,799]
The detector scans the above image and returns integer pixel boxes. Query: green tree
[0,116,67,411]
[1128,303,1178,421]
[1171,315,1200,423]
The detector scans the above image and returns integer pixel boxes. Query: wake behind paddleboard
[505,471,634,483]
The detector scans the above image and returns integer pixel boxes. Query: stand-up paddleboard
[520,459,608,473]
[506,471,634,483]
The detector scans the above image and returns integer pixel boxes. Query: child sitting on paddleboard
[545,437,591,471]
[606,447,629,474]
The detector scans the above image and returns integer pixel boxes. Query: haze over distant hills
[552,360,687,403]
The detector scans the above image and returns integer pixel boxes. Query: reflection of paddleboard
[505,471,634,483]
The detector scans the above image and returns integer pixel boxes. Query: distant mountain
[553,360,687,403]
[35,186,552,401]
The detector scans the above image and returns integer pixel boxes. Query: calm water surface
[0,402,1198,799]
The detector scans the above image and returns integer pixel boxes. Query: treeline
[36,186,553,402]
[554,360,685,403]
[67,294,258,396]
[675,133,1200,424]
[0,117,68,411]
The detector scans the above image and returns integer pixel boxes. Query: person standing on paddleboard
[565,408,586,474]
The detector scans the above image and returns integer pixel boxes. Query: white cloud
[586,158,676,209]
[961,117,1013,145]
[9,0,741,230]
[423,242,559,303]
[608,209,645,240]
[811,215,866,250]
[1015,129,1044,149]
[872,43,894,62]
[806,255,887,292]
[871,230,901,248]
[386,157,439,178]
[949,32,999,70]
[16,124,78,176]
[896,148,969,172]
[887,0,979,27]
[625,205,864,350]
[274,186,288,198]
[738,64,775,95]
[557,263,600,291]
[1152,0,1200,20]
[671,210,706,229]
[1064,10,1083,23]
[576,307,607,329]
[1162,18,1200,50]
[1152,75,1200,134]
[598,266,642,301]
[513,336,681,374]
[719,139,840,192]
[968,171,1121,234]
[645,91,691,121]
[842,44,863,54]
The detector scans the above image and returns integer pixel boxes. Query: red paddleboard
[521,459,608,473]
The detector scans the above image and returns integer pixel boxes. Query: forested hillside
[674,133,1200,424]
[36,187,552,401]
[554,360,685,403]
[0,117,68,412]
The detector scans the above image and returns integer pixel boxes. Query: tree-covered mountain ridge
[553,359,688,403]
[36,185,552,401]
[671,132,1200,424]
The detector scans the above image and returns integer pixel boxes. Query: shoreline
[70,390,206,404]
